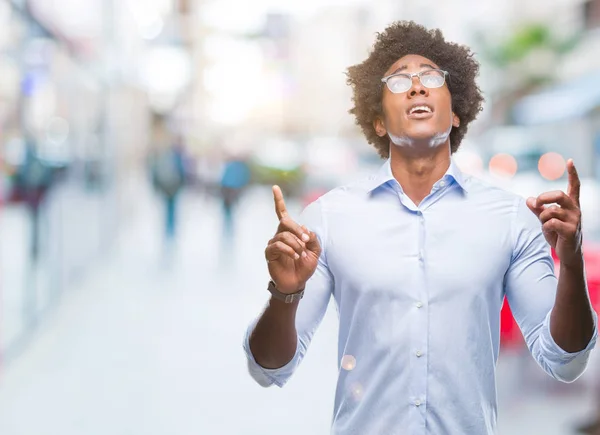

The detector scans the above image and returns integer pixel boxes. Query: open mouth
[407,104,434,119]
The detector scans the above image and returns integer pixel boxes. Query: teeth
[409,105,432,114]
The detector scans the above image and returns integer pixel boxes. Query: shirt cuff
[541,310,598,368]
[242,318,303,388]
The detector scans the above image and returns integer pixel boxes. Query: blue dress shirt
[244,158,598,435]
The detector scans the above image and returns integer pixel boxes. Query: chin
[407,129,440,142]
[390,128,450,149]
[408,129,437,140]
[409,122,451,142]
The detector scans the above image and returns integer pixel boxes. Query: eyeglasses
[381,69,448,94]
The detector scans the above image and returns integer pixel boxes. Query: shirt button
[416,351,423,357]
[418,251,424,261]
[414,399,422,407]
[415,302,423,308]
[439,180,446,188]
[416,210,422,216]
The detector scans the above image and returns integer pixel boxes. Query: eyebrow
[389,63,437,75]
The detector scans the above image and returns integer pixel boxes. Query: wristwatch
[267,280,305,303]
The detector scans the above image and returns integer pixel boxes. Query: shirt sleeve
[504,197,598,383]
[243,198,334,387]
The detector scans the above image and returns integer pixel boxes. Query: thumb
[301,225,321,255]
[526,197,543,217]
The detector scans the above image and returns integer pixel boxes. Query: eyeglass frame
[381,69,449,94]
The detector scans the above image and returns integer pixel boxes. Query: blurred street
[0,177,596,435]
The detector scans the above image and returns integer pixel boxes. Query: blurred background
[0,0,599,434]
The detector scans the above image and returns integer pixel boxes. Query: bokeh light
[46,116,70,145]
[489,153,518,178]
[341,354,356,371]
[454,149,484,175]
[350,382,364,401]
[538,152,566,181]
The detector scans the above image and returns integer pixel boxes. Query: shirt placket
[408,179,450,431]
[408,206,429,434]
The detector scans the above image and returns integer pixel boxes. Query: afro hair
[346,21,484,158]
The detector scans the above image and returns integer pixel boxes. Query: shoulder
[464,175,542,237]
[298,175,373,226]
[463,174,524,210]
[310,175,374,210]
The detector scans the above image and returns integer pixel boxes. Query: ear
[452,113,460,128]
[373,117,387,137]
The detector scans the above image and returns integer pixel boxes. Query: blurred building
[0,0,175,361]
[508,0,600,182]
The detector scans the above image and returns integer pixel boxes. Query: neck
[388,141,452,206]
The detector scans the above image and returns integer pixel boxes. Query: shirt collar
[365,157,469,193]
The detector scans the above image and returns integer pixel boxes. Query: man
[243,21,597,434]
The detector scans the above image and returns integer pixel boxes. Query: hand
[526,159,583,268]
[264,186,322,294]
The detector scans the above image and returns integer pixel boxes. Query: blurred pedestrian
[243,21,597,435]
[150,135,187,243]
[12,139,54,261]
[219,156,250,235]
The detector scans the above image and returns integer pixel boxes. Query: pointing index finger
[567,159,581,206]
[272,185,288,220]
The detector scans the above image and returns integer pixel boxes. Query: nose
[408,75,429,98]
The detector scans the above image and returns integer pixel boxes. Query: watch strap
[267,280,304,303]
